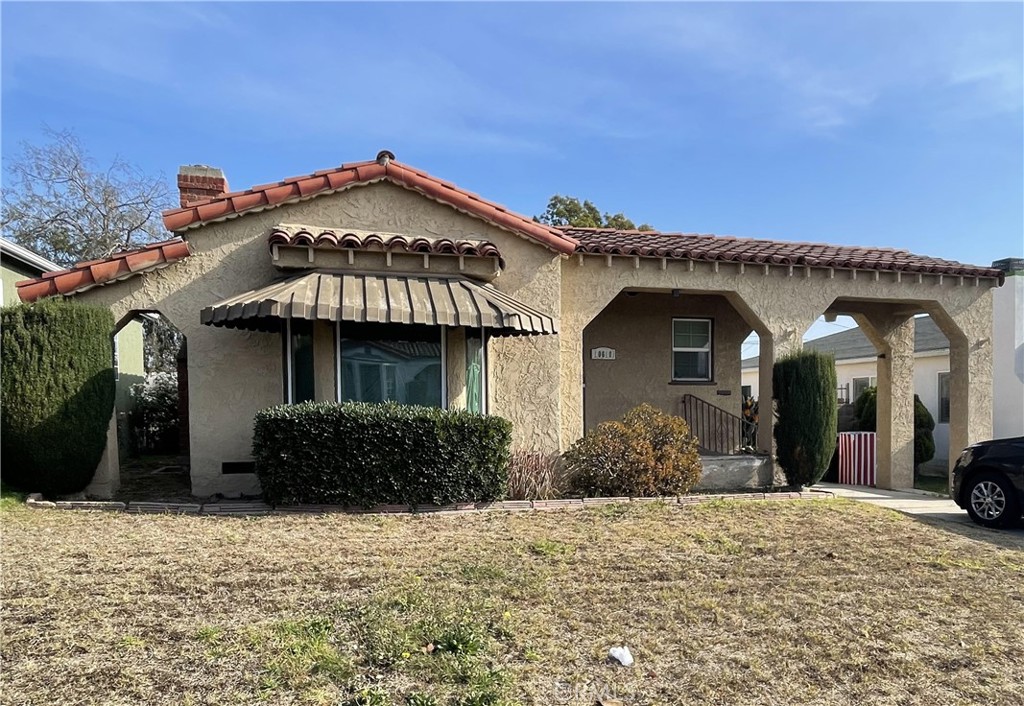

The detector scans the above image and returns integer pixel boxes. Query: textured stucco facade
[67,177,999,497]
[75,182,562,496]
[582,291,750,427]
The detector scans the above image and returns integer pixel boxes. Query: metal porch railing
[680,394,757,455]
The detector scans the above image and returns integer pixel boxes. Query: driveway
[817,483,1024,545]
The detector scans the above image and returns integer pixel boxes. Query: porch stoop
[695,454,776,491]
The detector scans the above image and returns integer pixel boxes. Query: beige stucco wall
[75,181,562,496]
[582,291,750,428]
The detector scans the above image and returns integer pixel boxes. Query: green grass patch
[527,538,573,557]
[0,481,26,512]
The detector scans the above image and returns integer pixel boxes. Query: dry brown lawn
[2,499,1023,706]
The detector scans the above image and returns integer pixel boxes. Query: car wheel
[965,472,1021,528]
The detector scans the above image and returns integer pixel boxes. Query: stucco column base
[854,312,915,490]
[85,414,120,499]
[754,323,815,486]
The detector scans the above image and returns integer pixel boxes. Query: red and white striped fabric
[838,432,876,486]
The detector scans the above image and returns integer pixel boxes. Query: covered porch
[559,233,1001,491]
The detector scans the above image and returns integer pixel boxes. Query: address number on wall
[591,347,616,360]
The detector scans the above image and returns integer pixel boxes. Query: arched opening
[111,310,190,501]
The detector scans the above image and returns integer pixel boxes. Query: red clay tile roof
[565,227,1004,281]
[268,228,504,265]
[16,238,192,303]
[163,155,577,255]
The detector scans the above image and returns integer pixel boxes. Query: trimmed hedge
[1,299,115,496]
[772,350,838,488]
[252,402,512,506]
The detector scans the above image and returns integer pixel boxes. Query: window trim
[671,317,714,382]
[937,371,950,424]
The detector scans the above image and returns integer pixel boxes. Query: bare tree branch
[0,127,173,267]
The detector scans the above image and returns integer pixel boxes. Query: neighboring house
[991,258,1024,441]
[742,258,1024,461]
[112,316,146,460]
[2,237,146,458]
[16,152,1004,498]
[1,237,59,306]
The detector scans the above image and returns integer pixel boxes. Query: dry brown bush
[563,403,702,497]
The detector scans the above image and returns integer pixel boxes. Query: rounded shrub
[854,386,936,468]
[1,299,115,495]
[562,403,702,497]
[772,350,838,488]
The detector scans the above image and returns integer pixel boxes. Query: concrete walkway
[817,483,1024,542]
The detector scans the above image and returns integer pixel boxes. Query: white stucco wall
[992,273,1024,439]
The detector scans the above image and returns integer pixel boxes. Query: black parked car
[952,437,1024,528]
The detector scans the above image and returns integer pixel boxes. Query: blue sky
[2,2,1022,345]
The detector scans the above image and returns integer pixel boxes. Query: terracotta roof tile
[16,238,192,303]
[565,227,1003,281]
[161,156,577,254]
[268,227,504,267]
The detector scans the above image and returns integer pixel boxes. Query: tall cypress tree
[772,350,838,488]
[1,299,115,496]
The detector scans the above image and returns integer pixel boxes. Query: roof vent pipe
[376,150,395,166]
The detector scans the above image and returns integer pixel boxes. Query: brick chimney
[177,165,228,207]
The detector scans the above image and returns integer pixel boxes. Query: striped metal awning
[200,271,557,336]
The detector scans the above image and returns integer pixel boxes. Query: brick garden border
[24,490,833,517]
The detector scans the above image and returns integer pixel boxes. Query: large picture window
[337,323,444,408]
[672,318,712,382]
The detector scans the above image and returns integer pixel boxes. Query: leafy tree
[142,314,184,374]
[129,372,180,454]
[772,350,838,488]
[853,387,936,468]
[536,194,653,231]
[1,127,172,267]
[1,299,115,496]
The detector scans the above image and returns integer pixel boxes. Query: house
[742,257,1024,463]
[3,237,147,457]
[16,152,1004,498]
[1,237,59,305]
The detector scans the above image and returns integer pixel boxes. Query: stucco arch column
[923,293,994,473]
[853,311,915,490]
[726,291,826,461]
[558,298,620,451]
